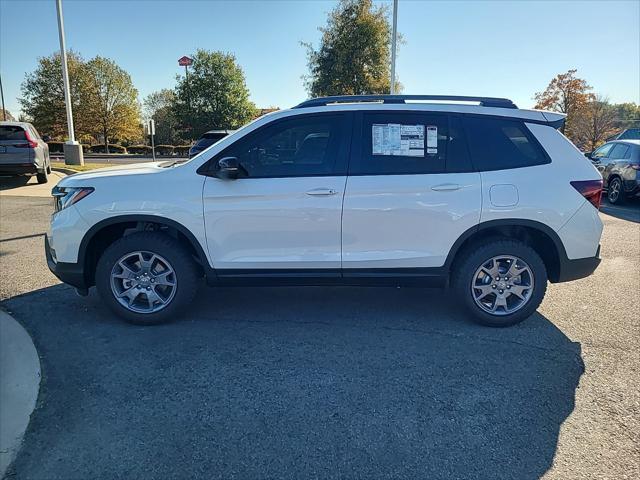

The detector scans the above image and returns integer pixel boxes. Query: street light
[55,0,83,165]
[390,0,398,95]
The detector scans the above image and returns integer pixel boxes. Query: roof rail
[294,95,518,109]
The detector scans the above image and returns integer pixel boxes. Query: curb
[51,167,77,176]
[0,310,41,478]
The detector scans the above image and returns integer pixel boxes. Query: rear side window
[0,126,27,141]
[609,143,631,160]
[351,112,448,175]
[463,117,549,171]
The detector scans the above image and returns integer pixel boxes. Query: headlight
[52,186,94,213]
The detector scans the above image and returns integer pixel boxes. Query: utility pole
[390,0,399,95]
[0,74,6,121]
[55,0,83,165]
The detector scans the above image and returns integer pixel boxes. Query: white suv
[46,95,604,327]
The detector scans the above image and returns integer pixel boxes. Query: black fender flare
[79,214,211,271]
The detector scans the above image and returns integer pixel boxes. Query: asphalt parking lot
[0,189,638,479]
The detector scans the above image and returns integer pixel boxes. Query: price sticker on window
[372,124,425,157]
[426,126,438,155]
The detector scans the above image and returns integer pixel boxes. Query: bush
[89,144,127,154]
[81,144,91,153]
[127,145,152,155]
[173,145,190,156]
[46,141,65,153]
[156,145,174,156]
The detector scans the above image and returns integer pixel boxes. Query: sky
[1,0,639,118]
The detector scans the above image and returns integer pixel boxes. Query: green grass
[53,162,113,172]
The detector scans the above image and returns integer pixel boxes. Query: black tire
[452,238,548,327]
[607,177,625,205]
[95,231,199,325]
[36,169,48,184]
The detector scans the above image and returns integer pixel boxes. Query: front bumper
[0,163,38,176]
[555,245,601,282]
[45,235,87,289]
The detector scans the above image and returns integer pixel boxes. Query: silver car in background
[0,121,51,184]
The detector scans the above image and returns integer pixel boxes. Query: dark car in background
[0,121,51,184]
[588,139,640,204]
[188,130,234,158]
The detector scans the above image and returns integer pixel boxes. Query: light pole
[390,0,398,95]
[55,0,83,165]
[0,74,6,121]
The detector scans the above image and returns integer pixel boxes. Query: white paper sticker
[426,126,438,155]
[372,124,425,156]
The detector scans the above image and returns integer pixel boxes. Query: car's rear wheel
[452,239,547,327]
[607,177,624,204]
[95,232,199,325]
[36,168,48,184]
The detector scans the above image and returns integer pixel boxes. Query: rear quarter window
[463,116,549,171]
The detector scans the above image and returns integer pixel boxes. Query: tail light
[14,128,38,148]
[630,164,640,171]
[571,179,603,210]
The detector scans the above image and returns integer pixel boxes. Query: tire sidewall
[95,232,198,325]
[454,240,548,327]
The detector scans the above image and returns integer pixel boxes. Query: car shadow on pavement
[599,197,640,223]
[4,283,583,480]
[0,176,30,191]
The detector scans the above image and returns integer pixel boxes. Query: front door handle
[431,183,461,192]
[306,188,339,196]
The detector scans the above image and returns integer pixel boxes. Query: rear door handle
[306,188,339,196]
[431,183,461,192]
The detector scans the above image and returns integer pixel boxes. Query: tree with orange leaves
[534,69,594,141]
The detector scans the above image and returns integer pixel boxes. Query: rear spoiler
[541,111,566,130]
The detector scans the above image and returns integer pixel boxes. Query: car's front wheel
[453,239,547,327]
[95,232,199,325]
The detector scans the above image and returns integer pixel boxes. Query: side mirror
[43,135,51,142]
[216,156,241,179]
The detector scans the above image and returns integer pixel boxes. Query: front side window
[463,116,548,171]
[351,112,448,175]
[592,143,614,159]
[219,114,346,177]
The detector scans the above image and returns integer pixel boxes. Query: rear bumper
[0,163,38,175]
[45,236,87,289]
[555,245,601,282]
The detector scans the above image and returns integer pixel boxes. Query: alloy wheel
[110,251,177,314]
[608,179,621,203]
[471,255,534,316]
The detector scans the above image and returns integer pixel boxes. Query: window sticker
[372,124,425,157]
[426,125,438,155]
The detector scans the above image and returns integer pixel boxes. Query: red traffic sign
[178,56,193,67]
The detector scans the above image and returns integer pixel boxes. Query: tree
[143,89,180,145]
[303,0,398,97]
[19,51,92,139]
[534,69,593,141]
[84,56,141,152]
[0,109,16,121]
[172,49,257,140]
[612,102,640,131]
[574,95,617,151]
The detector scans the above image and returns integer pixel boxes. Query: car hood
[59,162,173,186]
